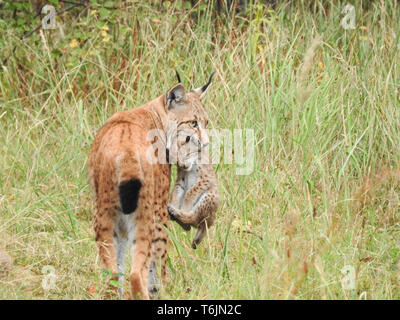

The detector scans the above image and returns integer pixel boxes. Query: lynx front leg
[168,193,209,226]
[168,201,209,249]
[171,192,218,249]
[168,204,191,231]
[170,183,185,208]
[169,183,191,231]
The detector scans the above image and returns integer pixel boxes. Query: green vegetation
[0,0,399,299]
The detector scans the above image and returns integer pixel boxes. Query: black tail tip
[118,179,142,215]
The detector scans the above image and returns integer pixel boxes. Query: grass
[0,0,400,299]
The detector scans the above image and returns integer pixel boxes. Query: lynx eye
[185,136,191,143]
[189,121,198,128]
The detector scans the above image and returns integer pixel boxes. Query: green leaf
[101,268,112,279]
[95,22,106,28]
[74,30,84,39]
[12,3,23,10]
[104,1,114,8]
[109,280,123,288]
[99,8,109,20]
[52,49,62,58]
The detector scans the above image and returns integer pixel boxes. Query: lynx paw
[167,204,177,220]
[168,205,191,231]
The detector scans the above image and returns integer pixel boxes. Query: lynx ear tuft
[193,72,215,100]
[175,70,181,84]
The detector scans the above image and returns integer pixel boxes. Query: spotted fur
[167,129,220,249]
[88,78,212,299]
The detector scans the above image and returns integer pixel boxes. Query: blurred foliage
[0,1,216,66]
[0,0,395,98]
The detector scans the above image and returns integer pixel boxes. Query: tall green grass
[0,0,399,299]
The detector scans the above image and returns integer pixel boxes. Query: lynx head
[169,122,205,171]
[165,72,214,166]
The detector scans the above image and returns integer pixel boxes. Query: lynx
[167,124,220,249]
[88,73,214,299]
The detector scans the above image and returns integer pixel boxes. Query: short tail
[119,179,142,214]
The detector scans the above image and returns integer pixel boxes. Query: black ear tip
[175,70,181,83]
[208,71,215,83]
[201,71,215,92]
